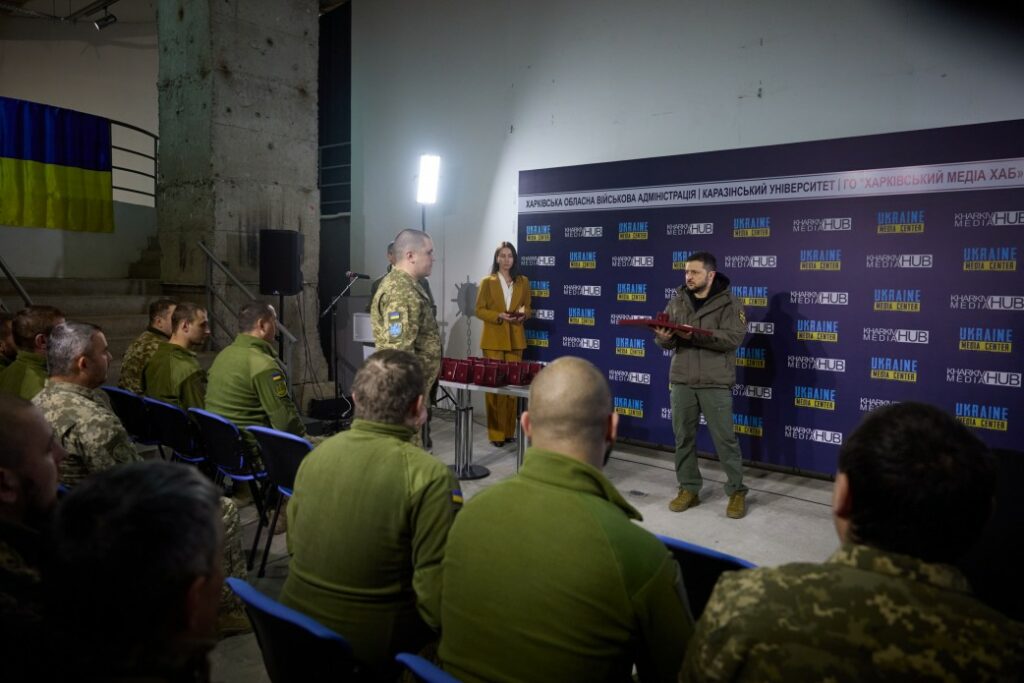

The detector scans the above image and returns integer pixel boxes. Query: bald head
[525,357,616,466]
[393,229,434,279]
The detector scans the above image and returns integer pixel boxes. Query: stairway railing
[0,252,32,312]
[197,241,296,379]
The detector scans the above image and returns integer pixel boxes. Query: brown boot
[726,491,747,519]
[669,489,700,512]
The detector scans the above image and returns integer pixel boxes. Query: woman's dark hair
[490,241,520,280]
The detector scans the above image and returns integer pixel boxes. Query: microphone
[346,271,371,280]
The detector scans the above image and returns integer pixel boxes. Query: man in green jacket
[142,302,210,410]
[0,305,65,400]
[682,402,1024,682]
[439,357,693,683]
[281,349,461,681]
[654,252,748,519]
[206,302,307,441]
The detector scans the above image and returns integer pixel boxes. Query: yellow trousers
[482,348,522,442]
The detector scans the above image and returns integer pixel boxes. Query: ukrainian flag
[0,96,114,232]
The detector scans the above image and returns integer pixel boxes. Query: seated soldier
[0,305,65,400]
[118,297,176,394]
[32,322,140,487]
[48,461,226,681]
[33,321,249,636]
[206,302,308,440]
[439,357,692,683]
[681,402,1024,682]
[0,395,68,681]
[0,311,17,372]
[143,301,211,410]
[281,349,461,682]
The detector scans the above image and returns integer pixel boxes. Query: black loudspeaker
[259,229,303,295]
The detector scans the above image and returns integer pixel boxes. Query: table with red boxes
[439,357,545,480]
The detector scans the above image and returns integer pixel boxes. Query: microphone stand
[320,274,360,433]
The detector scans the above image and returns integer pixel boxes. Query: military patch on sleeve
[738,309,747,325]
[271,372,288,397]
[451,488,464,505]
[388,322,403,338]
[387,311,402,321]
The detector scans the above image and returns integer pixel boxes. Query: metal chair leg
[258,493,285,578]
[247,481,273,570]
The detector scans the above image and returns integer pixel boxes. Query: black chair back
[657,534,755,619]
[226,578,360,682]
[247,426,312,492]
[100,385,152,442]
[142,397,200,460]
[188,408,249,472]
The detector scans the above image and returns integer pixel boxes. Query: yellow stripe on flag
[0,156,114,232]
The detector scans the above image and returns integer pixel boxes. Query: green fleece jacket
[440,447,693,683]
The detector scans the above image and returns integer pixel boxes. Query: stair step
[28,295,152,317]
[0,278,162,297]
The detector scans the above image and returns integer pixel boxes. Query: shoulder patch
[387,311,402,321]
[270,372,288,397]
[388,322,403,338]
[451,488,464,505]
[738,309,746,324]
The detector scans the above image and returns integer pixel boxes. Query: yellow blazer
[476,274,532,351]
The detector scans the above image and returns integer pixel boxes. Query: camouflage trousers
[220,497,249,628]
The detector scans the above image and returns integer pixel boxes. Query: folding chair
[657,534,756,618]
[189,408,268,567]
[100,385,156,444]
[226,577,361,682]
[142,396,205,466]
[246,425,313,577]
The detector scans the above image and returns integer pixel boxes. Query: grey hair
[47,321,100,376]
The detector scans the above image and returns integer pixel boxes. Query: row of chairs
[100,386,315,577]
[226,536,755,682]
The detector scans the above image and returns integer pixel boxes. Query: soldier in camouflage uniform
[117,297,176,394]
[0,304,65,400]
[681,402,1024,682]
[32,322,141,487]
[0,395,67,680]
[371,229,441,447]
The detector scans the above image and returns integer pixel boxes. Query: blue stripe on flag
[0,96,111,172]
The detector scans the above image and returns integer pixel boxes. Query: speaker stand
[320,274,359,433]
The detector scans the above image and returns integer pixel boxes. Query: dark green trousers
[670,384,747,495]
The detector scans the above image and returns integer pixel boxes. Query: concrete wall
[350,0,1024,358]
[0,1,159,278]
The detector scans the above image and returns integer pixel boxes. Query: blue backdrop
[517,120,1024,475]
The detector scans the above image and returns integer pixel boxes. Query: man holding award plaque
[653,252,749,519]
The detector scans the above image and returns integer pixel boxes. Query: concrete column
[156,0,328,403]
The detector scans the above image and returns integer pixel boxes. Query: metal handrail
[196,241,297,382]
[0,252,32,311]
[196,241,298,343]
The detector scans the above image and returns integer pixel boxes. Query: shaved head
[393,229,430,257]
[527,357,614,459]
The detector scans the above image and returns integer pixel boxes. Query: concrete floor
[210,408,840,682]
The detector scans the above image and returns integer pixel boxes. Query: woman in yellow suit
[475,241,531,447]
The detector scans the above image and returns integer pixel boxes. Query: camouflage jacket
[33,380,141,487]
[370,269,441,389]
[681,543,1024,682]
[118,327,169,394]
